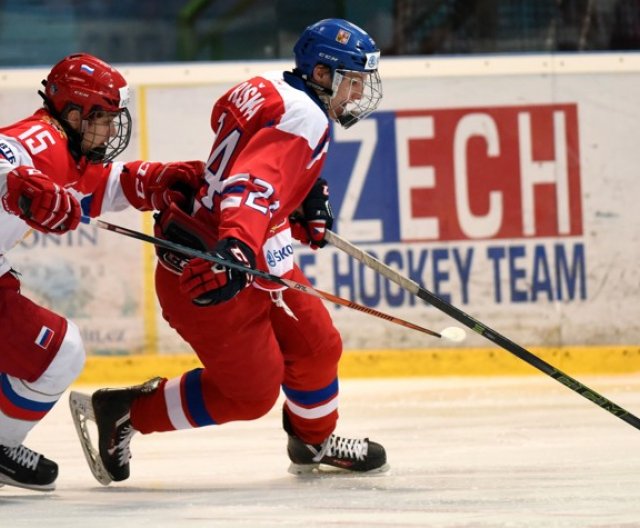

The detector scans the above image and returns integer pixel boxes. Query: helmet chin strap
[84,145,107,162]
[299,69,361,128]
[336,113,355,127]
[302,75,339,122]
[306,78,333,97]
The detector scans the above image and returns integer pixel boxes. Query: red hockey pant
[131,263,342,444]
[0,272,66,381]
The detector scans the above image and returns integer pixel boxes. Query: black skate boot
[283,411,389,474]
[69,377,162,485]
[0,444,58,491]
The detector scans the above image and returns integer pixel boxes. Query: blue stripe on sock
[282,378,339,406]
[0,374,56,412]
[184,369,216,427]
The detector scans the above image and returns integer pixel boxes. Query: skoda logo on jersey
[266,244,294,267]
[0,141,16,163]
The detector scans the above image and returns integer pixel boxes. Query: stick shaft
[86,218,441,338]
[325,230,640,430]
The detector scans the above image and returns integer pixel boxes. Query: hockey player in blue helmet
[293,18,383,128]
[69,18,388,486]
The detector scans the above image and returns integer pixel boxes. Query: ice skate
[0,444,58,491]
[69,377,162,485]
[283,408,389,475]
[287,432,389,475]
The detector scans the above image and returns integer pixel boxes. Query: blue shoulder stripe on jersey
[80,195,94,217]
[282,378,339,406]
[0,374,56,412]
[222,184,246,195]
[184,368,217,426]
[312,129,329,159]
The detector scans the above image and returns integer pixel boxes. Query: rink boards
[2,54,639,377]
[74,344,640,384]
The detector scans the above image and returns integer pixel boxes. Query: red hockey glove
[179,238,256,306]
[122,160,205,211]
[146,161,205,210]
[2,166,81,233]
[289,177,333,249]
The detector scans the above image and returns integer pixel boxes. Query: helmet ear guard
[39,53,132,162]
[293,18,383,128]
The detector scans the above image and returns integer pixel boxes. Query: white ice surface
[3,375,640,528]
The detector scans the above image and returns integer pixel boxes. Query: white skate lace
[3,445,41,470]
[313,435,368,463]
[112,422,137,466]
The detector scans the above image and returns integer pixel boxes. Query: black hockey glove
[290,177,333,249]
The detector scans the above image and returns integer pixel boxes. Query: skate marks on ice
[2,376,640,528]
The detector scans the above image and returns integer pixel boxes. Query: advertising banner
[4,57,640,354]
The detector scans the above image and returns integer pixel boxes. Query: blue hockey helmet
[294,19,382,128]
[294,18,380,77]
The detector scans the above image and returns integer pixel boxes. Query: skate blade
[0,474,55,492]
[68,391,113,486]
[288,462,391,476]
[287,462,320,475]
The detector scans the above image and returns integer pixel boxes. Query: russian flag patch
[35,326,55,349]
[80,64,95,74]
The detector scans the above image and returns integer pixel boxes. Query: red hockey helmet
[45,53,129,117]
[42,53,132,162]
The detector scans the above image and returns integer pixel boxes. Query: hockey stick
[82,217,464,341]
[324,230,640,431]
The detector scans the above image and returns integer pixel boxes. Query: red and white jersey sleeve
[70,160,132,217]
[0,109,135,276]
[196,71,330,287]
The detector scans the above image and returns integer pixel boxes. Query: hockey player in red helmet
[70,20,388,486]
[0,53,206,491]
[41,53,132,163]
